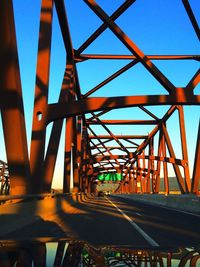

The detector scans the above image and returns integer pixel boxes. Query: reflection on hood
[0,239,199,266]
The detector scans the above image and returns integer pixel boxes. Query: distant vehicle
[105,191,110,196]
[97,191,104,197]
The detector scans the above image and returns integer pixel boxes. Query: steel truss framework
[0,0,199,195]
[0,160,10,195]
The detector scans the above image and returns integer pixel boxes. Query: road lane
[2,194,200,248]
[110,195,200,247]
[2,195,151,247]
[105,196,159,247]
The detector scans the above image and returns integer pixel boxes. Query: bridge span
[0,193,199,248]
[0,0,199,260]
[0,0,199,196]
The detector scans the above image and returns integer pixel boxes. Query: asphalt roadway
[3,195,200,248]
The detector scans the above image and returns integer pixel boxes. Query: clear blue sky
[0,0,199,188]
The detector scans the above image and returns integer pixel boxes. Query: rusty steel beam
[89,135,148,139]
[54,0,74,58]
[90,140,107,157]
[124,139,139,147]
[88,126,119,166]
[90,146,137,150]
[72,117,80,192]
[138,155,186,166]
[92,139,113,148]
[161,128,169,194]
[30,0,54,193]
[86,119,157,125]
[162,124,186,193]
[139,106,160,121]
[63,117,73,193]
[186,69,200,91]
[83,60,138,98]
[83,155,128,164]
[123,106,177,169]
[124,167,158,175]
[77,54,200,61]
[0,0,31,195]
[42,0,81,193]
[177,106,191,192]
[90,113,130,154]
[155,130,163,193]
[87,110,111,121]
[45,92,200,124]
[42,63,74,192]
[84,0,176,94]
[76,115,82,190]
[2,1,199,196]
[76,0,136,54]
[182,0,200,41]
[84,153,186,166]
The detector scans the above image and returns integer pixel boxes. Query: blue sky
[0,0,199,188]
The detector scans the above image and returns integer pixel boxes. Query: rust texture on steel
[0,0,199,195]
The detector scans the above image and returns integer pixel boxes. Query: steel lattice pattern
[0,0,199,195]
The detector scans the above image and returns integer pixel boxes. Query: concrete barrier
[115,194,200,214]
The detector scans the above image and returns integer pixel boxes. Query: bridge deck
[0,194,199,248]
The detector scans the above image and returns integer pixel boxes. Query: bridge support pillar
[30,0,54,193]
[0,0,31,194]
[72,116,80,193]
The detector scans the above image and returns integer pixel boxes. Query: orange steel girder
[0,1,31,195]
[0,0,199,195]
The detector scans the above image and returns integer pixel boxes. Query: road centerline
[105,196,159,247]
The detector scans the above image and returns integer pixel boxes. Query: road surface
[3,195,200,248]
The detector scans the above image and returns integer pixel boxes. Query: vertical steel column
[128,171,132,193]
[63,117,73,193]
[162,124,186,193]
[162,130,169,194]
[130,172,134,193]
[72,116,80,192]
[42,66,68,192]
[155,130,162,193]
[81,125,88,192]
[30,0,53,193]
[177,106,191,192]
[121,181,125,193]
[77,116,82,190]
[137,159,142,193]
[125,174,129,193]
[150,138,156,193]
[131,165,136,193]
[146,142,152,193]
[0,0,31,194]
[142,151,146,192]
[191,121,200,194]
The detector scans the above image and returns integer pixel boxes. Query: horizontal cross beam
[43,91,200,124]
[89,135,148,139]
[86,120,158,125]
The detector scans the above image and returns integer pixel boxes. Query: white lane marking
[105,196,159,247]
[116,195,200,218]
[135,212,142,217]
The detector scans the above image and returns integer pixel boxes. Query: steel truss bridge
[0,0,199,196]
